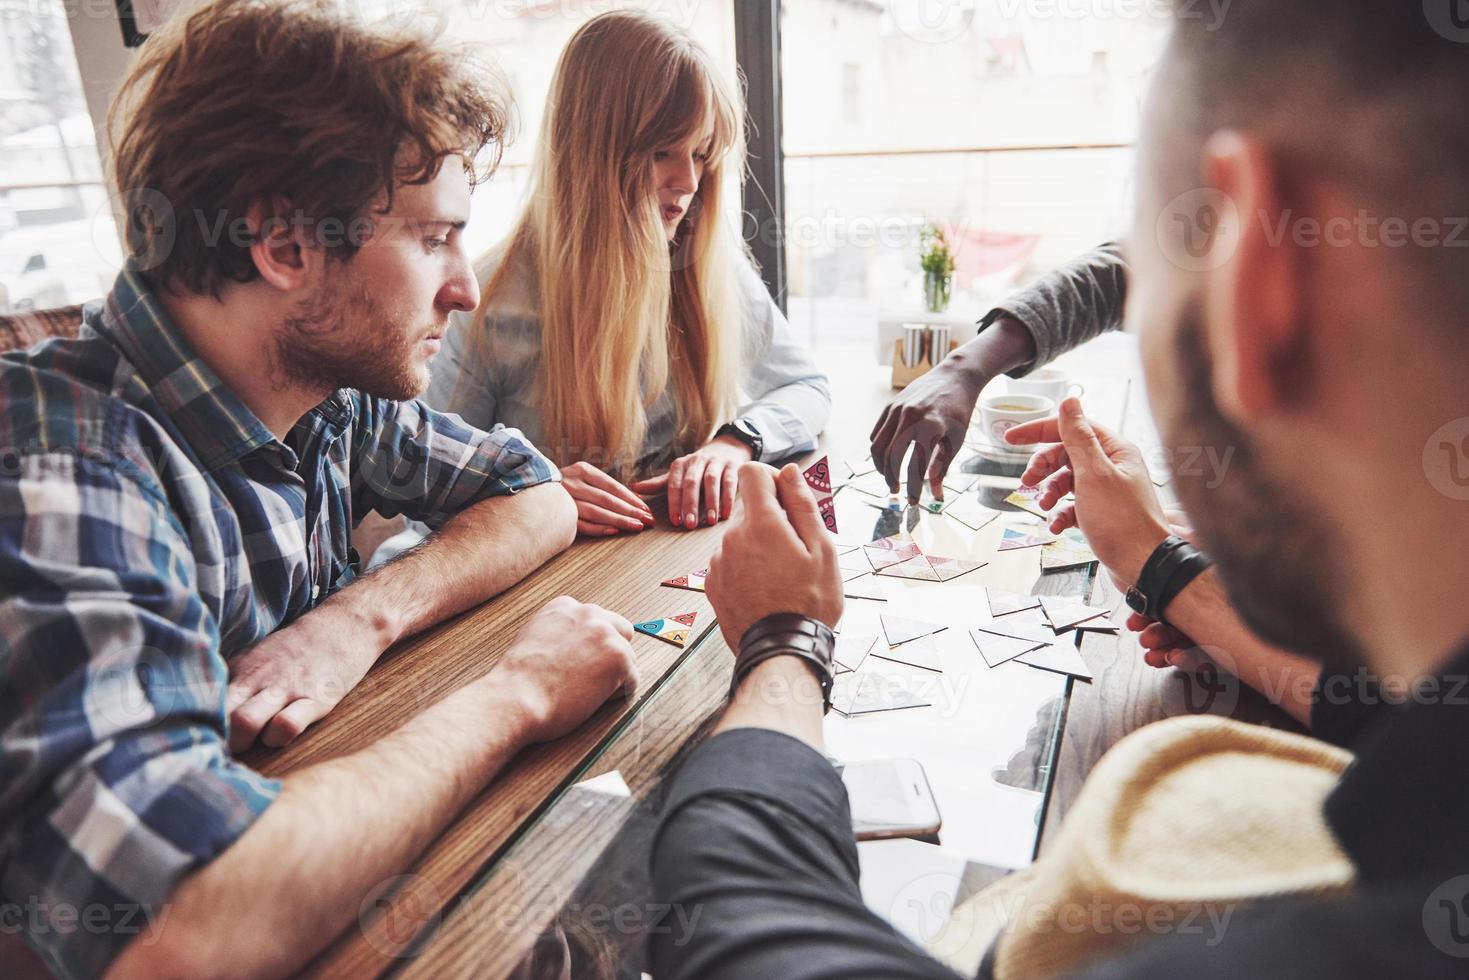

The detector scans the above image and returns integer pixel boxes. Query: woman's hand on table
[705,462,844,650]
[1004,396,1171,588]
[562,461,657,537]
[630,436,753,530]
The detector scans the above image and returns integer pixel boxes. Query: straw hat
[929,716,1356,978]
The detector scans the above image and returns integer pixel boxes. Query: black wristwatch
[715,418,763,461]
[1125,535,1214,625]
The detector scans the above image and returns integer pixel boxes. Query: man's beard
[273,269,429,402]
[1163,303,1369,675]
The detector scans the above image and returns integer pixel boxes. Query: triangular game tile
[1003,486,1052,519]
[1014,642,1094,680]
[846,456,878,478]
[1077,614,1126,634]
[865,539,922,570]
[969,628,1049,668]
[660,568,708,593]
[943,494,1002,532]
[942,471,981,494]
[998,527,1051,551]
[926,556,988,583]
[842,575,889,602]
[834,634,879,673]
[978,618,1057,647]
[875,555,941,581]
[880,614,947,646]
[634,611,698,648]
[831,671,932,717]
[845,470,896,499]
[804,456,838,534]
[1038,595,1110,631]
[872,633,943,672]
[986,588,1041,617]
[1039,539,1097,570]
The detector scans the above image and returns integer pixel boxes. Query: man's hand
[704,462,844,650]
[1004,396,1170,586]
[870,314,1038,504]
[562,461,657,537]
[487,595,639,742]
[869,354,987,505]
[227,601,388,752]
[631,436,753,530]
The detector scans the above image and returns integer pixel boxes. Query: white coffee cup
[1006,367,1084,405]
[977,393,1055,452]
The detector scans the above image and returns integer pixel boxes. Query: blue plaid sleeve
[0,453,280,980]
[347,393,560,529]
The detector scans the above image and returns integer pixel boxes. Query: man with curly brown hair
[0,1,638,975]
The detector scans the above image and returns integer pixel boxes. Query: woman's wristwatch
[715,418,763,461]
[730,613,836,713]
[1125,535,1214,626]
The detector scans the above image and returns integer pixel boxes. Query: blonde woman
[429,10,829,538]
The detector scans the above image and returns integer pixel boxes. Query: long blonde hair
[472,10,746,480]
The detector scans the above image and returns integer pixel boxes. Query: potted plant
[919,223,956,313]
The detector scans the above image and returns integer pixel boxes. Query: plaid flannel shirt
[0,268,558,978]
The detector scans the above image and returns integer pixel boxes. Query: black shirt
[649,648,1469,978]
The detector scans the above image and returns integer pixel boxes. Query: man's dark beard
[274,273,424,401]
[1164,305,1369,675]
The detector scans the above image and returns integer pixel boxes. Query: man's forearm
[713,656,826,749]
[109,677,539,978]
[945,314,1039,389]
[1162,569,1320,725]
[339,482,577,647]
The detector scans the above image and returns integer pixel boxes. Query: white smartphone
[840,758,942,841]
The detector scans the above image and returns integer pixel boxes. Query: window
[780,0,1170,350]
[0,0,121,312]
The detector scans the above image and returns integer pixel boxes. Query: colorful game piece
[864,538,922,570]
[942,494,1002,532]
[875,555,941,581]
[998,527,1051,551]
[660,568,708,593]
[969,628,1050,668]
[634,611,698,648]
[1014,642,1094,680]
[834,634,879,673]
[1038,595,1111,631]
[1003,486,1052,519]
[1039,531,1097,570]
[842,575,889,602]
[925,555,987,583]
[872,633,943,672]
[985,588,1041,617]
[803,456,838,534]
[831,671,932,717]
[880,614,947,646]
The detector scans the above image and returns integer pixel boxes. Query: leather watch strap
[731,613,836,714]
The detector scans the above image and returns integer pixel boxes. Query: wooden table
[0,331,1302,979]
